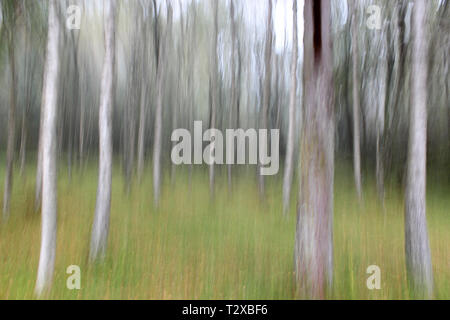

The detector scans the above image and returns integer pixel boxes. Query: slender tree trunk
[295,0,334,299]
[137,17,149,181]
[209,0,219,197]
[19,102,27,177]
[79,78,85,168]
[67,33,80,182]
[404,0,433,299]
[227,0,236,192]
[153,4,172,207]
[35,108,44,211]
[137,82,147,179]
[259,0,273,198]
[350,1,362,199]
[377,24,388,203]
[282,0,298,216]
[3,32,16,220]
[89,0,116,262]
[35,0,60,296]
[20,25,33,178]
[125,75,136,194]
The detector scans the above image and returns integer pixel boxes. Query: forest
[0,0,448,299]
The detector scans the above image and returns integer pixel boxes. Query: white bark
[90,0,116,261]
[258,0,273,198]
[227,0,236,192]
[404,0,433,299]
[35,0,60,296]
[351,0,362,199]
[282,0,298,215]
[209,0,218,197]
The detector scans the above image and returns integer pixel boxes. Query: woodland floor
[0,160,448,299]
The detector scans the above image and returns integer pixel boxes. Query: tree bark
[35,0,60,296]
[137,12,149,181]
[3,27,16,220]
[259,0,273,198]
[377,22,388,203]
[90,0,116,261]
[282,0,298,216]
[20,21,34,178]
[153,3,172,207]
[295,0,334,299]
[209,0,219,197]
[404,0,434,299]
[350,0,362,199]
[227,0,237,192]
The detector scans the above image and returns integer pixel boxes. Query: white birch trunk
[35,0,60,296]
[209,0,218,197]
[282,0,298,215]
[258,0,273,198]
[351,0,362,199]
[404,0,434,299]
[90,0,116,261]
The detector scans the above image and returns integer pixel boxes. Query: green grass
[0,161,448,299]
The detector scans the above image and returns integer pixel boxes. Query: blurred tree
[35,0,60,296]
[350,0,362,199]
[90,0,117,262]
[282,0,298,216]
[153,1,172,207]
[258,0,273,198]
[1,0,18,219]
[208,0,219,197]
[404,0,434,299]
[295,0,334,299]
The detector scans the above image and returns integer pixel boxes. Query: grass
[0,160,448,299]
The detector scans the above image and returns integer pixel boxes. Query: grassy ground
[0,161,448,299]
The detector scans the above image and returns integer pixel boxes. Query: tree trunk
[377,23,388,203]
[282,0,298,216]
[35,0,60,296]
[137,81,147,179]
[209,0,219,197]
[19,101,27,177]
[3,30,16,220]
[89,0,116,262]
[79,77,85,168]
[20,23,33,178]
[259,0,273,198]
[137,14,149,181]
[350,0,362,199]
[153,3,172,207]
[295,0,334,299]
[227,0,237,193]
[404,0,433,299]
